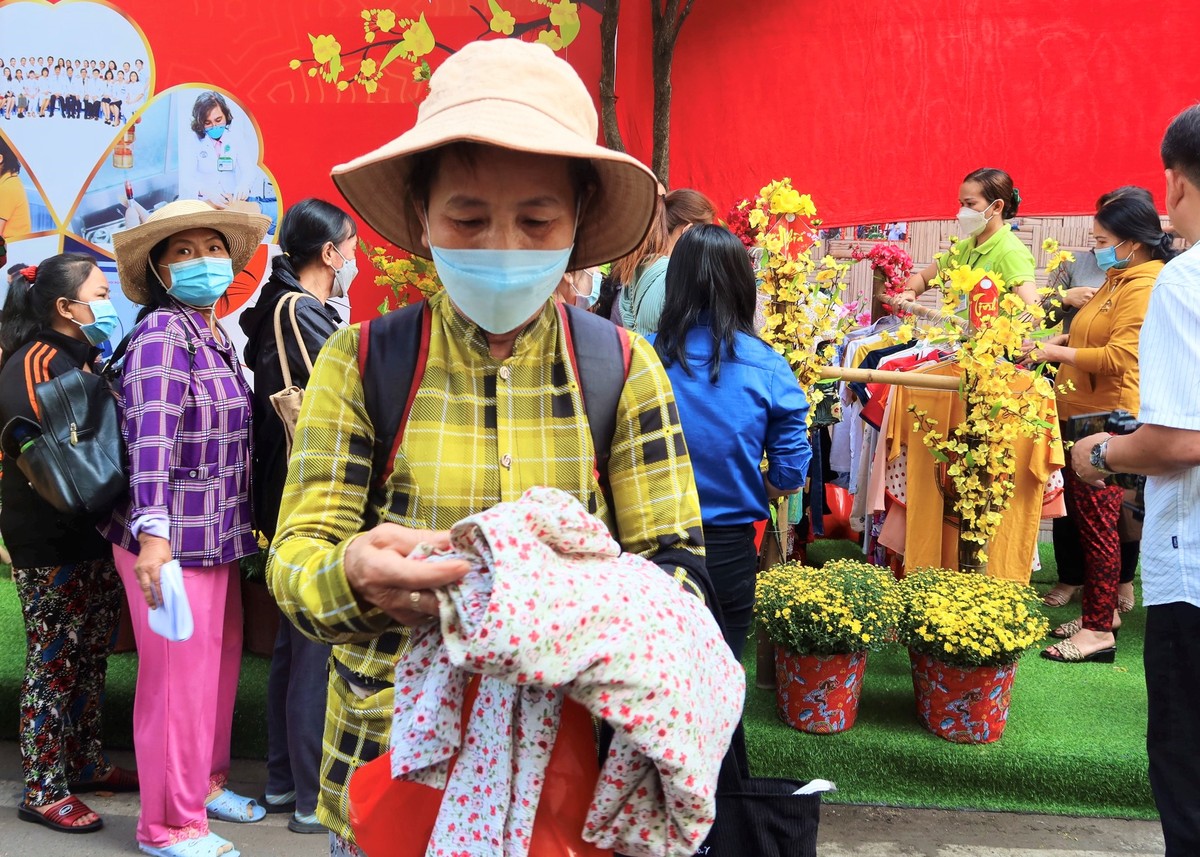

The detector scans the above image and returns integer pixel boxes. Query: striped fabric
[100,304,257,566]
[268,291,705,840]
[1138,244,1200,609]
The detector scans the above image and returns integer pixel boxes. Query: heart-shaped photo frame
[0,0,154,229]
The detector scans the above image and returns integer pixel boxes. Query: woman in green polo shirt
[901,167,1038,307]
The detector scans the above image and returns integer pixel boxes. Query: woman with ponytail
[0,254,135,835]
[238,197,355,834]
[650,224,811,659]
[1023,188,1177,663]
[902,167,1039,308]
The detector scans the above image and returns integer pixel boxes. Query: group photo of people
[0,57,148,125]
[0,8,1198,857]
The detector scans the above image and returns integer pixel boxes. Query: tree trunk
[650,37,672,185]
[599,0,624,152]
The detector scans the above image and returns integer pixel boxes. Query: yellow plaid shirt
[267,292,704,840]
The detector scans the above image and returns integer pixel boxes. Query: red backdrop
[614,0,1200,225]
[6,0,1198,323]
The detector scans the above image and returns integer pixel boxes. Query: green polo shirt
[938,223,1036,291]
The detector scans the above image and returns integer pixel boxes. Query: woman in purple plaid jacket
[98,200,271,857]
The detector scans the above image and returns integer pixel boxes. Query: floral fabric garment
[13,559,121,805]
[392,486,743,857]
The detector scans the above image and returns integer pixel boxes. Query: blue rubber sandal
[138,831,240,857]
[204,789,266,824]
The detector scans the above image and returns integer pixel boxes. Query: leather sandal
[71,765,139,793]
[1040,639,1117,663]
[1042,584,1080,607]
[18,795,103,833]
[1117,583,1136,613]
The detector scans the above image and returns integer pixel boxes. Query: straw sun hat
[113,200,272,305]
[331,39,659,270]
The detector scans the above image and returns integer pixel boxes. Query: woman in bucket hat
[266,39,708,856]
[99,200,271,857]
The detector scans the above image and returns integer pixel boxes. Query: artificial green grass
[0,576,271,759]
[0,540,1156,818]
[744,539,1155,819]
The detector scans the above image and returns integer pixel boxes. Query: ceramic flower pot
[909,649,1016,744]
[774,649,867,734]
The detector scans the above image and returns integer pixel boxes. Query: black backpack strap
[558,303,631,495]
[357,301,430,529]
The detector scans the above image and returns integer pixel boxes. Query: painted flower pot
[774,649,867,734]
[909,650,1016,744]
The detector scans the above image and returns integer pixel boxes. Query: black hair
[1162,104,1200,190]
[1096,185,1153,210]
[190,91,233,139]
[406,142,599,262]
[7,263,28,280]
[653,224,756,383]
[0,136,20,177]
[963,167,1020,219]
[1095,187,1178,264]
[0,253,98,353]
[273,198,356,279]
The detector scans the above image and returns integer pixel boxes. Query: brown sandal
[1040,639,1117,663]
[1117,583,1135,614]
[71,765,139,793]
[1042,584,1080,607]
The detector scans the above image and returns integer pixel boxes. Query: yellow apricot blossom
[311,34,341,65]
[537,28,564,50]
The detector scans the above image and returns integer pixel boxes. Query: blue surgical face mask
[70,298,120,346]
[1095,241,1133,271]
[205,124,227,140]
[162,256,234,308]
[430,245,573,333]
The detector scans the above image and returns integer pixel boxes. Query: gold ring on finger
[410,590,422,608]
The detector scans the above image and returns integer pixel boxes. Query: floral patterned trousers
[12,559,122,806]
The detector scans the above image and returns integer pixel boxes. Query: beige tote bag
[268,292,314,456]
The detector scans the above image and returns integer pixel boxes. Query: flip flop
[205,789,266,824]
[71,765,140,793]
[17,796,103,834]
[139,832,240,857]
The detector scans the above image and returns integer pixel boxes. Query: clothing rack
[818,365,962,391]
[882,296,969,330]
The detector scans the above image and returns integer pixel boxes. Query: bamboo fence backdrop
[823,215,1172,315]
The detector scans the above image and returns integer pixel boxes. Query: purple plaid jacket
[100,303,257,565]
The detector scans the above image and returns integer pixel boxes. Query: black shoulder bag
[1,368,127,517]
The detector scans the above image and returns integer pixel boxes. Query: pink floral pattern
[392,487,744,857]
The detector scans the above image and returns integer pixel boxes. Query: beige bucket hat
[330,39,659,270]
[113,200,271,305]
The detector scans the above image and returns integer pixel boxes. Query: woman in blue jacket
[651,224,811,660]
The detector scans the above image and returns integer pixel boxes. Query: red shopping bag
[348,676,611,857]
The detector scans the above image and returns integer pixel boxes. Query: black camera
[1066,409,1145,517]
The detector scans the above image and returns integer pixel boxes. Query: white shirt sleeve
[1139,247,1200,431]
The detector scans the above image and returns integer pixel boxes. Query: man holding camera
[1073,104,1200,856]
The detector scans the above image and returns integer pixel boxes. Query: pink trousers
[114,545,243,847]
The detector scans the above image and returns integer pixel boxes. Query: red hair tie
[20,265,37,284]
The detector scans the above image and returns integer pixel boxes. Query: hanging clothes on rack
[881,361,1064,583]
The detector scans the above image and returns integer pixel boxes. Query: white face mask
[956,202,997,238]
[331,247,357,299]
